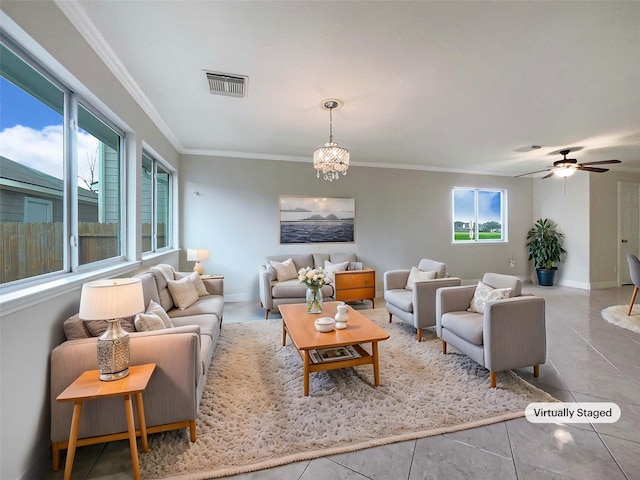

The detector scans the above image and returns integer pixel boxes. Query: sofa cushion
[266,254,314,272]
[384,289,413,312]
[324,260,349,283]
[269,258,298,282]
[468,281,512,314]
[330,253,357,264]
[168,295,224,321]
[146,299,173,328]
[151,269,175,312]
[170,314,219,340]
[441,311,484,345]
[174,271,209,297]
[405,267,436,290]
[313,253,330,268]
[167,276,200,310]
[135,272,162,308]
[271,279,333,299]
[134,312,166,331]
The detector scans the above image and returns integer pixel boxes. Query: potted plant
[526,218,567,286]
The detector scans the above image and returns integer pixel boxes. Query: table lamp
[79,278,145,381]
[187,248,209,275]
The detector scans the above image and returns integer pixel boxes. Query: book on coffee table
[310,345,362,364]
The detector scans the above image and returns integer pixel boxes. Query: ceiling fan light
[554,167,576,178]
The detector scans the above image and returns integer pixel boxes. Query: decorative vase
[334,303,349,329]
[306,287,323,314]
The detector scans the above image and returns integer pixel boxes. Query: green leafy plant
[526,218,567,270]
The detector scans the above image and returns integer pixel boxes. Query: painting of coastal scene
[280,196,355,244]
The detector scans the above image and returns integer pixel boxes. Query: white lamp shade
[187,249,210,261]
[79,278,145,320]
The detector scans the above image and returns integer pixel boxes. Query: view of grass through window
[453,188,505,242]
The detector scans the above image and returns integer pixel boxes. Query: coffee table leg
[372,341,380,386]
[124,394,141,480]
[303,351,310,396]
[63,401,83,480]
[282,320,286,346]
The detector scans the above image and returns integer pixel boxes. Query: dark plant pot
[536,268,557,286]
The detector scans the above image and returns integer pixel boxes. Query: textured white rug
[140,309,557,480]
[601,305,640,334]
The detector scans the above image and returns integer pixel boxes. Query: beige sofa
[50,266,223,469]
[258,253,357,318]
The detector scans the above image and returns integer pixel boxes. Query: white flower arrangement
[298,267,328,290]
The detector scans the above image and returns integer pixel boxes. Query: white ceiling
[61,0,640,177]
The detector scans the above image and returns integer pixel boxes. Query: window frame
[452,187,508,244]
[0,33,128,286]
[141,149,173,255]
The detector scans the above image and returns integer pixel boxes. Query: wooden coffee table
[280,302,390,396]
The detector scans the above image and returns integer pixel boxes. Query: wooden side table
[334,269,376,306]
[56,363,156,480]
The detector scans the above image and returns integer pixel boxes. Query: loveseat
[259,253,357,318]
[50,265,223,470]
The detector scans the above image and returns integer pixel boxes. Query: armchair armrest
[413,277,462,327]
[383,270,410,291]
[483,296,546,373]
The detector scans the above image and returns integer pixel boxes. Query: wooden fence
[1,222,167,284]
[1,222,116,284]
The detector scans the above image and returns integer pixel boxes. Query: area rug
[140,308,557,480]
[601,305,640,334]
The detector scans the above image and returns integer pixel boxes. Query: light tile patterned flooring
[45,285,640,480]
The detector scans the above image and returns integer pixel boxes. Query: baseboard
[588,281,620,290]
[224,292,255,303]
[557,279,591,290]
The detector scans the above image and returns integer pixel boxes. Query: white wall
[532,173,590,288]
[0,2,180,479]
[590,170,640,286]
[179,155,535,301]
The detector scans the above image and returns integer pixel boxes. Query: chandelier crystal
[313,100,349,181]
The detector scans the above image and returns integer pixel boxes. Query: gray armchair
[384,259,461,341]
[436,273,546,388]
[627,253,640,315]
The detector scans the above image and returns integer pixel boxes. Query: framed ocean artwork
[279,196,355,244]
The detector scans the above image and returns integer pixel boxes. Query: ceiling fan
[516,149,621,179]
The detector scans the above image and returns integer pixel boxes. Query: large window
[0,39,125,284]
[452,188,507,243]
[142,151,172,253]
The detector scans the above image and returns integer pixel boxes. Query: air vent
[205,71,248,98]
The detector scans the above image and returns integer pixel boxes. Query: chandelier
[313,99,349,181]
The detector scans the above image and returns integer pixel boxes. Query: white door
[618,182,640,285]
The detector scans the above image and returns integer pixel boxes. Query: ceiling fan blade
[578,159,621,166]
[542,172,555,179]
[577,166,609,173]
[514,168,551,178]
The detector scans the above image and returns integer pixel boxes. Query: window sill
[0,260,141,316]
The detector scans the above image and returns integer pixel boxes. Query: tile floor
[45,284,640,480]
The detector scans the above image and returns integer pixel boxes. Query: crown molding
[54,0,184,152]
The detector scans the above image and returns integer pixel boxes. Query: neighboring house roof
[0,156,98,201]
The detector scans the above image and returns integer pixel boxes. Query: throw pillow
[146,299,174,328]
[167,276,199,310]
[269,258,298,282]
[405,267,437,290]
[187,271,209,297]
[467,281,512,314]
[134,312,166,331]
[324,260,349,283]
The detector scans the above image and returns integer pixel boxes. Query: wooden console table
[334,269,375,306]
[55,363,156,480]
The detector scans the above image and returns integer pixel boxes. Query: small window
[452,188,507,243]
[142,151,172,253]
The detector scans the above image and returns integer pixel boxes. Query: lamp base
[193,261,203,275]
[97,319,130,382]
